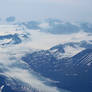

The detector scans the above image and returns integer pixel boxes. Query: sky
[0,0,92,22]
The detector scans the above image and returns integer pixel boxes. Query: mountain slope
[22,49,92,92]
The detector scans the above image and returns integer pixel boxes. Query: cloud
[4,68,60,92]
[39,22,50,29]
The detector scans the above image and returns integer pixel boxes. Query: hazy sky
[0,0,92,22]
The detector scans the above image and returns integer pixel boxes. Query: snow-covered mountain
[0,19,92,92]
[22,49,92,92]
